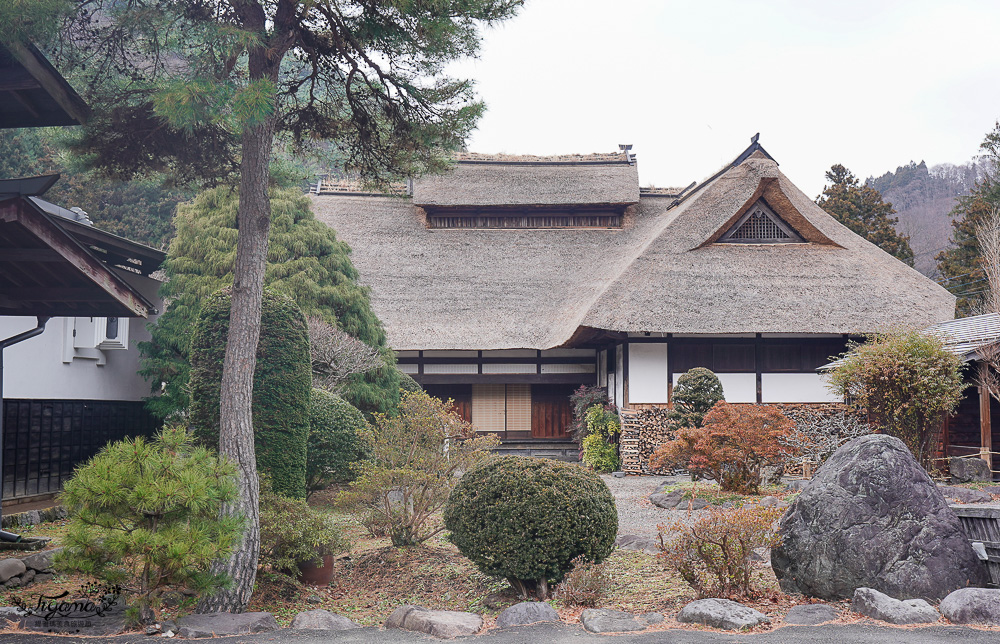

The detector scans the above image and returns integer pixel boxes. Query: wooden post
[980,362,993,471]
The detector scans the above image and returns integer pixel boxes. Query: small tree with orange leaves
[649,402,800,494]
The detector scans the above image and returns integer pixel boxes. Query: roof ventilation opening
[718,200,803,244]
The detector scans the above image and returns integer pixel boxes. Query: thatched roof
[310,145,955,350]
[412,152,639,207]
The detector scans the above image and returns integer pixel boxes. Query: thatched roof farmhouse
[311,138,954,446]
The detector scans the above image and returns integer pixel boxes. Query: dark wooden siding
[421,385,472,423]
[1,399,161,499]
[530,384,575,439]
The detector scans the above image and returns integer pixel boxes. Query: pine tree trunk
[197,13,280,611]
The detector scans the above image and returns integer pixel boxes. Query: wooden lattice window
[719,200,803,244]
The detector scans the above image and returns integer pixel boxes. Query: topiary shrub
[307,388,373,497]
[189,287,312,499]
[444,455,618,599]
[669,367,725,429]
[397,371,423,394]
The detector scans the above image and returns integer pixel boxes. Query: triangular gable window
[718,200,804,244]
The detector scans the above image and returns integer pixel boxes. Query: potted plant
[259,486,344,585]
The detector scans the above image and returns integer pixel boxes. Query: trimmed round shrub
[307,388,373,497]
[670,367,725,428]
[397,371,422,394]
[444,455,617,596]
[189,287,312,499]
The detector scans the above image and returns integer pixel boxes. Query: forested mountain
[867,161,983,276]
[0,128,190,249]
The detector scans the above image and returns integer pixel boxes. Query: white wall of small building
[761,373,840,403]
[0,270,162,401]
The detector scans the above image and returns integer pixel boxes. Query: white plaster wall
[614,345,623,407]
[1,270,162,401]
[674,372,756,403]
[762,373,841,403]
[628,343,669,403]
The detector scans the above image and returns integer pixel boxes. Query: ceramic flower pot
[296,554,334,585]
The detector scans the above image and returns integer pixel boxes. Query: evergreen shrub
[189,288,312,498]
[669,367,725,429]
[444,455,617,599]
[581,405,620,473]
[259,483,344,575]
[57,425,241,624]
[306,388,373,497]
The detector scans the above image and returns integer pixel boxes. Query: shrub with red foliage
[649,402,801,494]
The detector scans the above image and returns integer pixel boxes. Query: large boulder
[949,457,992,483]
[771,434,988,601]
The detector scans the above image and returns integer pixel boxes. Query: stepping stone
[851,587,939,625]
[385,604,482,639]
[677,598,769,631]
[785,603,839,625]
[580,608,646,633]
[176,612,280,638]
[496,602,559,628]
[290,609,361,630]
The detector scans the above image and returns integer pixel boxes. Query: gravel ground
[600,473,690,540]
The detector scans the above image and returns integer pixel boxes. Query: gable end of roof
[697,177,842,248]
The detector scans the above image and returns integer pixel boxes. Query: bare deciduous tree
[974,208,1000,405]
[307,316,383,393]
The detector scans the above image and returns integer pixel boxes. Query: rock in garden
[385,605,482,638]
[649,488,708,510]
[757,495,789,509]
[784,603,839,625]
[580,609,646,633]
[771,434,989,600]
[677,599,769,630]
[0,558,25,583]
[614,535,659,555]
[21,548,62,572]
[938,485,993,504]
[176,612,280,638]
[290,609,361,630]
[851,587,939,625]
[639,612,664,625]
[496,602,560,629]
[949,457,992,484]
[940,588,1000,625]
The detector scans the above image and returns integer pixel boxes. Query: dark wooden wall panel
[530,384,575,440]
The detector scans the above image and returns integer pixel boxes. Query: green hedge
[444,455,617,588]
[307,388,373,497]
[189,288,312,499]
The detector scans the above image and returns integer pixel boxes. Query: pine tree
[140,186,399,419]
[936,122,1000,315]
[817,164,915,265]
[47,0,522,612]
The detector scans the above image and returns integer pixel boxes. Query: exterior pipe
[0,316,50,542]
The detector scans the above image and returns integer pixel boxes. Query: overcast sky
[448,0,1000,197]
